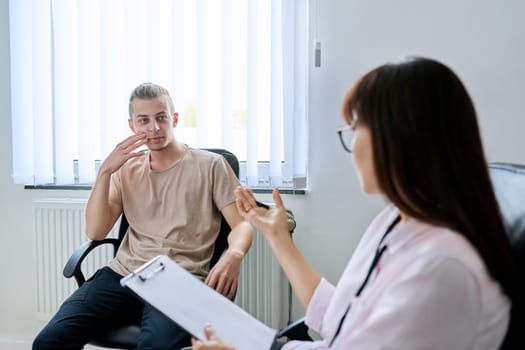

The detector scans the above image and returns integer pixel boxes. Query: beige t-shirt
[107,148,239,279]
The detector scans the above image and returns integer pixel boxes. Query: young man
[33,83,253,350]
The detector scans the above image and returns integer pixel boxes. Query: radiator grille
[235,232,289,328]
[34,199,288,329]
[34,199,116,320]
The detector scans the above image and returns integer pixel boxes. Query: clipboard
[120,255,277,349]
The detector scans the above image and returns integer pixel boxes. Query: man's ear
[128,118,136,133]
[172,112,179,127]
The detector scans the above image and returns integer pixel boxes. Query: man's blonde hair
[128,82,174,118]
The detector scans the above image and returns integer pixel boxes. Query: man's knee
[32,317,88,350]
[32,332,48,350]
[32,324,68,350]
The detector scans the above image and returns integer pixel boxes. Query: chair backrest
[488,162,525,348]
[116,148,240,269]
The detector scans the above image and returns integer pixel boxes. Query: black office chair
[63,148,241,349]
[487,162,525,349]
[278,162,525,347]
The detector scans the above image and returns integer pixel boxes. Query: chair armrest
[286,209,297,234]
[63,238,119,287]
[277,317,311,341]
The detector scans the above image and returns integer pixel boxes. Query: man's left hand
[204,249,243,299]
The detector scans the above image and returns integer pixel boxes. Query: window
[9,0,308,190]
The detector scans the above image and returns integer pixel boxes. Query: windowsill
[24,184,307,195]
[25,184,93,190]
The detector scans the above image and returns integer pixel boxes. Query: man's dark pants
[32,266,190,350]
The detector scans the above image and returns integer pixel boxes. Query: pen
[254,200,270,209]
[254,200,296,233]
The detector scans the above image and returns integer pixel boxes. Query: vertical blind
[9,0,308,189]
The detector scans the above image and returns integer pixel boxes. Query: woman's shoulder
[395,218,494,285]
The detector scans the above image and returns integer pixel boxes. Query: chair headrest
[489,163,525,347]
[489,163,525,247]
[489,163,525,275]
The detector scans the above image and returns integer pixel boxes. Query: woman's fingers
[204,325,218,339]
[272,188,285,209]
[234,187,257,214]
[235,198,246,216]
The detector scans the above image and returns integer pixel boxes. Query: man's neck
[149,141,187,172]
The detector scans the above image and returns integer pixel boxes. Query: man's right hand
[98,133,148,176]
[85,133,146,240]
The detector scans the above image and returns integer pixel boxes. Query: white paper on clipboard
[120,255,277,350]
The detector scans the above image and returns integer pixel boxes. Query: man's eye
[138,119,149,125]
[157,115,169,122]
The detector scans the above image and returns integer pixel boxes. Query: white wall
[0,0,39,348]
[1,0,525,347]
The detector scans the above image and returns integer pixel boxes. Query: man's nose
[149,120,160,132]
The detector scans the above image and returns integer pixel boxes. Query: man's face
[128,96,178,151]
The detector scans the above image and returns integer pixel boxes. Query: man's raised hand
[98,133,147,175]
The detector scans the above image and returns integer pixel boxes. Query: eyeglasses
[337,125,355,153]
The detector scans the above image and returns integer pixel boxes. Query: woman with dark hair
[193,57,514,349]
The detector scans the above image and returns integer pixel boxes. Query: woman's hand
[234,187,290,243]
[236,187,321,309]
[191,326,235,350]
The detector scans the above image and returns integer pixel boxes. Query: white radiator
[33,198,117,320]
[34,199,289,329]
[235,232,289,328]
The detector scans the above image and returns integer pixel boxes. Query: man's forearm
[226,221,253,258]
[85,172,119,240]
